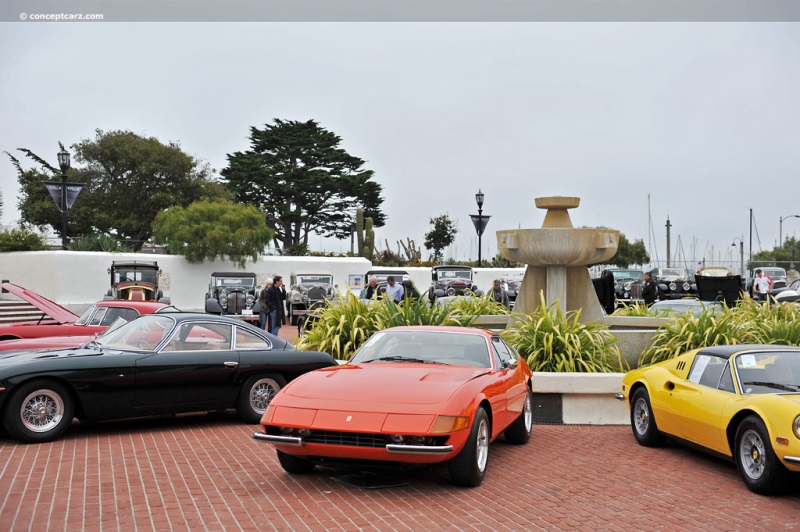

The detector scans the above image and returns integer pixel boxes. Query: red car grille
[304,431,386,448]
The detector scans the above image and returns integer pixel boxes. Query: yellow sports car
[618,344,800,495]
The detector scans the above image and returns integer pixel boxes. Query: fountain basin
[497,228,619,266]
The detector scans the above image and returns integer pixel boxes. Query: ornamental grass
[501,294,626,373]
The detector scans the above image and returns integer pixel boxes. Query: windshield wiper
[367,356,446,364]
[742,381,800,392]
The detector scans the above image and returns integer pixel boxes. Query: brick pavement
[0,324,798,530]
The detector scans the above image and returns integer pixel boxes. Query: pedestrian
[642,271,657,306]
[402,279,420,300]
[265,275,286,336]
[362,276,379,299]
[383,275,404,303]
[752,269,773,302]
[490,279,510,309]
[258,278,273,330]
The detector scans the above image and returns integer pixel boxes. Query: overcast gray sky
[2,22,799,269]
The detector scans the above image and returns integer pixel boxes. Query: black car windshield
[114,269,158,284]
[351,330,491,368]
[734,350,800,394]
[612,271,644,281]
[216,278,255,288]
[659,268,686,278]
[95,315,174,351]
[439,270,472,280]
[297,275,333,284]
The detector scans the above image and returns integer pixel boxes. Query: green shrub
[0,226,49,251]
[611,302,651,317]
[441,294,511,316]
[638,300,800,367]
[501,294,626,373]
[638,305,742,367]
[67,233,133,252]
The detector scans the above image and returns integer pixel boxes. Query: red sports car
[0,283,168,344]
[253,326,533,486]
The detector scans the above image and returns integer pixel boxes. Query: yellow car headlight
[430,415,470,434]
[794,415,800,439]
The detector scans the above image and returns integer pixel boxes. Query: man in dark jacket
[265,276,285,336]
[642,271,657,306]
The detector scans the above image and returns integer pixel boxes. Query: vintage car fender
[205,298,224,314]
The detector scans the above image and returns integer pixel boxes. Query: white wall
[0,251,526,312]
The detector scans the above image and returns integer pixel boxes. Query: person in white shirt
[383,276,404,303]
[752,269,773,301]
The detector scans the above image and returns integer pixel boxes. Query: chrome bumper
[784,455,800,465]
[615,393,625,401]
[253,432,453,454]
[253,432,303,446]
[386,444,454,455]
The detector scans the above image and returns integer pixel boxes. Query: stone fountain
[497,196,620,323]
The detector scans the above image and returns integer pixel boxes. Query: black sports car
[0,313,336,443]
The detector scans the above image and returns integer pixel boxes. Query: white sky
[1,23,799,267]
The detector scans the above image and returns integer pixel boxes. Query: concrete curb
[531,372,629,425]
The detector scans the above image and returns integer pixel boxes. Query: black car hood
[0,345,105,364]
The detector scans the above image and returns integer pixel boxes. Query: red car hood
[1,283,78,324]
[283,363,490,405]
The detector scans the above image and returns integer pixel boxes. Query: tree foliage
[751,236,800,269]
[9,130,223,251]
[424,214,458,262]
[153,199,274,268]
[599,233,650,268]
[221,119,385,252]
[0,226,49,252]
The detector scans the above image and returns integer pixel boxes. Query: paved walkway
[1,324,798,530]
[1,412,798,531]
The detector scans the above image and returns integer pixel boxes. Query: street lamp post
[779,214,800,245]
[56,149,70,249]
[469,190,491,266]
[731,237,744,278]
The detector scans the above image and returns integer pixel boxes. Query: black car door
[134,321,240,411]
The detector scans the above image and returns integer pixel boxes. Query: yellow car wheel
[630,388,666,447]
[734,415,790,495]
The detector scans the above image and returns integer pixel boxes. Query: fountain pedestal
[497,196,619,322]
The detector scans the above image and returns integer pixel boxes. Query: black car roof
[111,261,159,269]
[696,344,800,359]
[210,272,257,278]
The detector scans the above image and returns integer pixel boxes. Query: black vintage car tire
[734,415,790,495]
[277,450,316,474]
[630,388,666,447]
[236,374,286,424]
[448,407,490,487]
[503,388,533,444]
[3,380,75,443]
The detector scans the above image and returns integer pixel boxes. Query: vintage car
[0,313,337,443]
[650,267,697,300]
[618,344,800,494]
[105,261,170,303]
[428,265,482,302]
[0,282,168,342]
[600,269,645,307]
[361,269,411,297]
[205,272,260,322]
[286,274,336,325]
[773,278,800,303]
[254,326,533,487]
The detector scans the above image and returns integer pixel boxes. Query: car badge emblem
[346,415,352,422]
